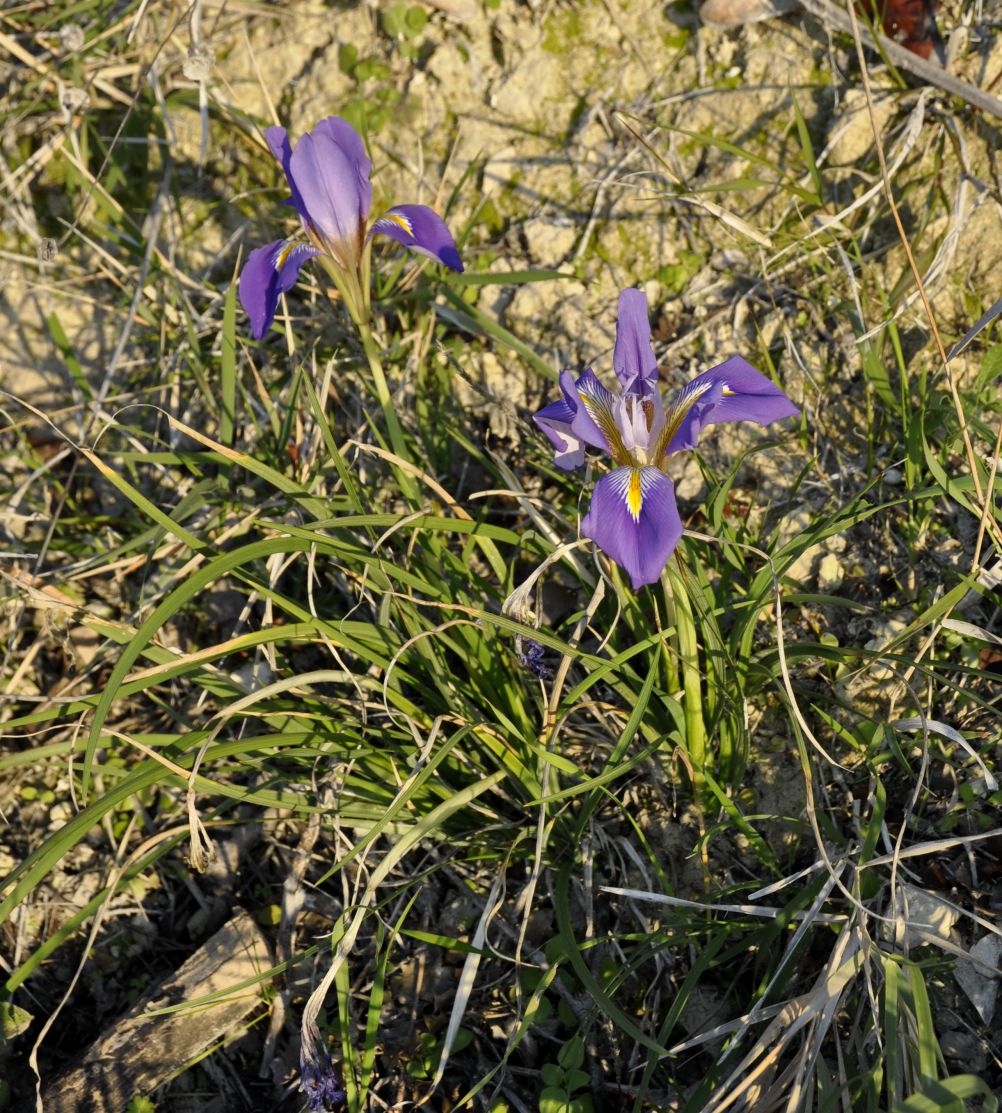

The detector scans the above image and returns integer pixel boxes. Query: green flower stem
[658,581,681,700]
[356,321,418,503]
[666,563,706,804]
[315,252,417,503]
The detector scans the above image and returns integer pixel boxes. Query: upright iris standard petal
[613,287,658,385]
[666,355,800,454]
[370,204,464,272]
[239,239,321,340]
[582,467,683,589]
[311,116,372,208]
[288,120,373,257]
[264,126,308,219]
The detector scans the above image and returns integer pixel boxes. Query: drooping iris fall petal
[238,239,321,340]
[534,373,586,470]
[666,355,801,454]
[583,466,684,589]
[370,204,463,272]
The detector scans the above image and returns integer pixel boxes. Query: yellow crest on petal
[275,241,297,270]
[375,211,414,236]
[627,468,643,521]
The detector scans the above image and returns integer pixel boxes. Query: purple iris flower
[239,116,463,338]
[516,635,553,680]
[534,289,799,589]
[299,1021,347,1111]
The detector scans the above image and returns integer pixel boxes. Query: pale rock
[47,802,73,827]
[68,625,102,669]
[229,659,274,694]
[940,1030,987,1074]
[947,195,1002,295]
[883,882,959,953]
[863,612,910,682]
[672,454,706,502]
[182,44,216,82]
[699,0,797,29]
[503,280,610,368]
[522,218,577,268]
[816,552,844,591]
[826,89,897,166]
[779,506,816,583]
[954,934,1002,1024]
[490,52,564,125]
[454,349,529,438]
[59,22,85,53]
[227,1,344,126]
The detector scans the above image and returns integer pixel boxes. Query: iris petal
[265,126,308,220]
[572,370,626,458]
[238,239,320,340]
[613,288,658,386]
[534,375,584,470]
[288,119,373,256]
[666,356,800,454]
[370,204,463,271]
[583,466,683,588]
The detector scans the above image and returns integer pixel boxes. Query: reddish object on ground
[858,0,946,60]
[700,0,946,62]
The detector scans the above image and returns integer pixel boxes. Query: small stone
[883,883,959,953]
[183,44,216,82]
[48,802,73,827]
[954,934,1002,1024]
[884,467,903,485]
[827,89,897,165]
[699,0,796,27]
[672,455,706,502]
[863,612,910,682]
[59,23,85,52]
[940,1030,987,1074]
[817,552,844,591]
[61,86,89,115]
[522,218,577,268]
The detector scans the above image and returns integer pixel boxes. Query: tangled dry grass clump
[1,1,1001,1111]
